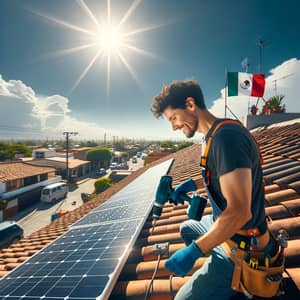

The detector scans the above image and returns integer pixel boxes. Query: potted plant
[267,95,286,113]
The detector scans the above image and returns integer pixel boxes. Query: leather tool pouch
[223,241,284,298]
[240,257,284,298]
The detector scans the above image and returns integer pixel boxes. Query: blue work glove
[165,241,204,277]
[170,178,196,205]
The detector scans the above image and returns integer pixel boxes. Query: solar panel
[71,159,173,228]
[0,219,141,300]
[0,159,173,300]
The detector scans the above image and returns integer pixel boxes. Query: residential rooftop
[0,161,55,182]
[0,120,299,299]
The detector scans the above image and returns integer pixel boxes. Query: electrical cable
[169,274,175,300]
[151,219,156,235]
[143,254,161,300]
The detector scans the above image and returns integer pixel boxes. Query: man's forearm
[195,209,252,254]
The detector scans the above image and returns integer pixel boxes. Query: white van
[41,182,69,203]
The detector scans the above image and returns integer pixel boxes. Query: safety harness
[200,119,285,298]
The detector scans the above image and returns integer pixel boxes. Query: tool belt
[222,229,284,298]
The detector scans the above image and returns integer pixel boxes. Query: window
[40,173,48,181]
[6,180,19,191]
[24,175,38,186]
[35,152,45,159]
[42,189,50,195]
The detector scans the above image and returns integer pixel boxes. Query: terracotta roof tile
[265,189,299,206]
[0,161,55,182]
[289,181,300,193]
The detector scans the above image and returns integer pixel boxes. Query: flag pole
[225,67,228,118]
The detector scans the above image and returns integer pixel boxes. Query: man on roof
[151,79,282,300]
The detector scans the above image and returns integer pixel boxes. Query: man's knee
[180,220,200,245]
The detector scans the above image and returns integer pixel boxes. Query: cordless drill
[152,175,207,221]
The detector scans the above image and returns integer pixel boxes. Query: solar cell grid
[73,202,149,227]
[0,159,173,300]
[72,161,172,228]
[0,219,141,299]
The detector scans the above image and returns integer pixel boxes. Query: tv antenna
[241,57,250,73]
[257,38,271,73]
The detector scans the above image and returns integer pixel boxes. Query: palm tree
[267,95,286,113]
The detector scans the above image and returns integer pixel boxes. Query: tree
[86,148,112,169]
[94,177,113,194]
[160,141,176,152]
[267,95,286,113]
[0,142,31,161]
[176,141,194,151]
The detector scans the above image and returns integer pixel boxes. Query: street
[13,156,146,237]
[16,178,97,237]
[127,156,145,171]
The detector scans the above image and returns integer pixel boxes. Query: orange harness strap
[200,119,242,168]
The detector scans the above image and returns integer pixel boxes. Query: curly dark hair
[151,79,206,118]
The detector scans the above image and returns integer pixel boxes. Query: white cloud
[1,57,299,141]
[209,58,300,120]
[0,74,120,140]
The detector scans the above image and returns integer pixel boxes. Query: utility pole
[113,136,116,148]
[63,131,78,183]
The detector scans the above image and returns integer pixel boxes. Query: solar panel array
[0,159,173,300]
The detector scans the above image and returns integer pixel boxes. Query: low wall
[247,113,300,130]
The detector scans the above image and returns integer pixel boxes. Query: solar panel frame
[0,159,174,300]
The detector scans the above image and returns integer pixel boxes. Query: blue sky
[0,0,299,141]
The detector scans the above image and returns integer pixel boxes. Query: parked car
[41,182,69,203]
[132,156,137,163]
[96,168,106,177]
[0,221,24,249]
[110,162,118,170]
[120,163,129,170]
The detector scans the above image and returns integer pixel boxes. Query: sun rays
[32,0,165,97]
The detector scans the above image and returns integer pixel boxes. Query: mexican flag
[227,72,265,97]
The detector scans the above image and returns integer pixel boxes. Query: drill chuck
[152,202,164,220]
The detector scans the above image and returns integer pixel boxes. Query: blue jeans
[175,215,237,300]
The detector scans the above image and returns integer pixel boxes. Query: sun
[95,23,124,53]
[33,0,166,96]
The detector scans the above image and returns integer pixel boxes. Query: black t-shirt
[205,119,266,229]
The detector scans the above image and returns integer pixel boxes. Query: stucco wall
[0,182,5,194]
[247,113,300,130]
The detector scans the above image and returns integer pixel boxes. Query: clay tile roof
[0,161,55,182]
[1,121,300,299]
[45,157,90,168]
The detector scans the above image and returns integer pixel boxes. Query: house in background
[28,157,91,180]
[0,161,60,221]
[32,148,57,159]
[145,149,172,165]
[72,147,93,160]
[29,147,92,180]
